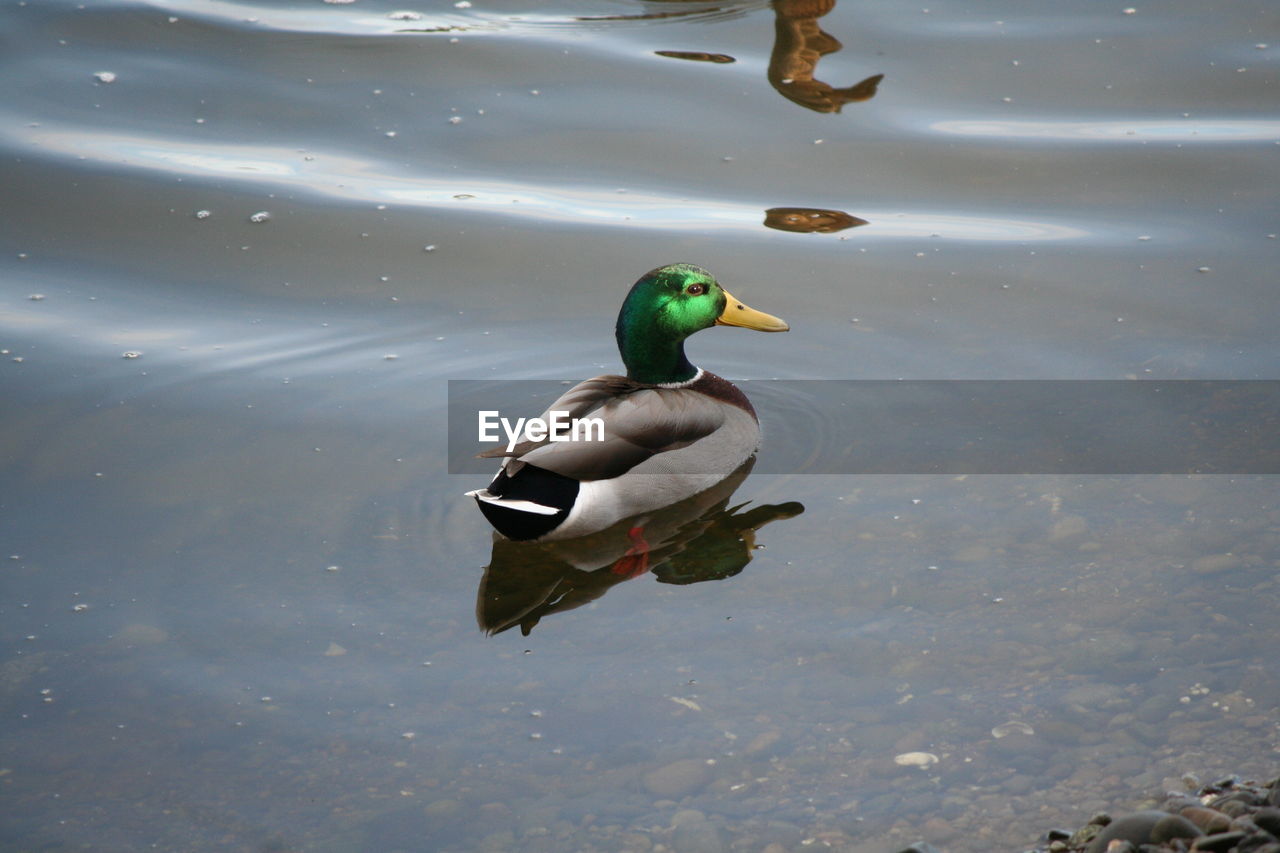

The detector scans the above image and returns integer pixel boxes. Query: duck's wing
[478,375,728,481]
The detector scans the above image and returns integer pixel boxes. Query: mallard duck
[466,263,788,541]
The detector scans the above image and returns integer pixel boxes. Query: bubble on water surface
[92,71,117,84]
[194,209,211,219]
[249,211,271,223]
[121,351,142,359]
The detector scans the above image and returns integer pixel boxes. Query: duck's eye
[687,283,706,295]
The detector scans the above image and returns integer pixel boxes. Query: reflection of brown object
[655,50,736,64]
[769,0,883,113]
[765,207,868,233]
[775,0,836,17]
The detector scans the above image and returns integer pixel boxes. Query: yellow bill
[716,288,789,332]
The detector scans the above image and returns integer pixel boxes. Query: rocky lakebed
[988,773,1280,853]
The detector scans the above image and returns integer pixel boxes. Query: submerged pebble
[1191,553,1240,574]
[643,758,713,798]
[894,752,940,769]
[992,720,1035,738]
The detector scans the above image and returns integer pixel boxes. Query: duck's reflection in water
[476,462,803,636]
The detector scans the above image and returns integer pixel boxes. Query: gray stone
[1038,721,1087,744]
[1191,553,1242,574]
[1135,694,1179,723]
[1128,721,1167,747]
[1192,831,1247,852]
[1151,813,1203,843]
[1068,823,1102,848]
[1220,799,1251,817]
[755,820,804,849]
[1004,774,1038,796]
[1180,806,1233,834]
[670,816,727,853]
[1086,811,1172,853]
[643,759,713,799]
[1254,808,1280,837]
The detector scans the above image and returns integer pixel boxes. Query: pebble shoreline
[901,773,1280,853]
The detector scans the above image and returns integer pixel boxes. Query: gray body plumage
[467,370,761,540]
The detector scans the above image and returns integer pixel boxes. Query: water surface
[2,1,1278,850]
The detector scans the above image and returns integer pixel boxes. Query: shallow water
[2,1,1278,851]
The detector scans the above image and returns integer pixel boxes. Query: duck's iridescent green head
[615,263,788,385]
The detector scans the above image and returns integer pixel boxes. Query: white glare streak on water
[11,126,1094,241]
[930,118,1280,141]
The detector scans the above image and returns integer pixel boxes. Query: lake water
[2,1,1278,851]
